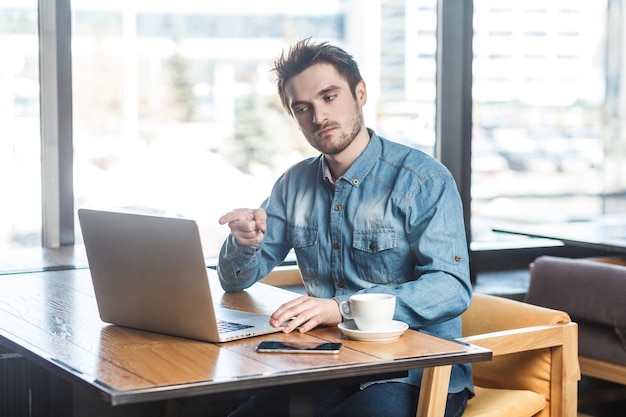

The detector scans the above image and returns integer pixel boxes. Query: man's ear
[355,80,367,105]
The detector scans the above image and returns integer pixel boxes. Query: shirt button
[352,178,359,185]
[333,243,339,249]
[334,204,341,211]
[337,282,345,289]
[369,243,376,251]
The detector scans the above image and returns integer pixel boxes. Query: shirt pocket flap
[352,229,397,253]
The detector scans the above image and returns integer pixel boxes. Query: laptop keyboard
[217,320,254,333]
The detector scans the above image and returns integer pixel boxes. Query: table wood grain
[0,245,88,274]
[0,267,490,413]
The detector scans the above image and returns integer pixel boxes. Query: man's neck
[325,127,370,179]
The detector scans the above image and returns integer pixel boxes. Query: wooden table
[0,267,491,417]
[0,244,88,275]
[493,216,626,254]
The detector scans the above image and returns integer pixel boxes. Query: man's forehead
[285,63,349,100]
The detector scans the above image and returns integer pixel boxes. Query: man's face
[284,63,367,155]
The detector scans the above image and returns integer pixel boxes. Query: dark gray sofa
[525,255,626,367]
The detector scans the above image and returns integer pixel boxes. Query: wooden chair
[526,256,626,409]
[263,267,580,417]
[259,264,305,287]
[460,293,579,417]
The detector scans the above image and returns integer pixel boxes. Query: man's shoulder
[276,155,323,186]
[287,154,321,173]
[377,135,447,173]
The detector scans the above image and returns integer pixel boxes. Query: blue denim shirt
[218,131,473,394]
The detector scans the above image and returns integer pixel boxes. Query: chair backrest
[259,265,304,287]
[461,293,579,417]
[526,256,626,386]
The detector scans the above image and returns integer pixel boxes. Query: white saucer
[338,320,409,342]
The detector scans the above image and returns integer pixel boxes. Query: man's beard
[306,104,364,155]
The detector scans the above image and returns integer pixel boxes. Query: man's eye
[325,95,337,102]
[294,106,308,114]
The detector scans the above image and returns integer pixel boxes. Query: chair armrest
[463,294,571,337]
[460,323,577,357]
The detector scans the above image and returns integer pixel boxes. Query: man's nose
[312,106,327,125]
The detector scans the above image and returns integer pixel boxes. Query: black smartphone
[256,341,343,354]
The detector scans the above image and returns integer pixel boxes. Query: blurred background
[1,0,624,258]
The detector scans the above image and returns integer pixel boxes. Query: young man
[218,38,473,417]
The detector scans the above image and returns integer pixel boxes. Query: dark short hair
[273,38,363,115]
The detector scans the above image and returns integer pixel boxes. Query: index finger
[218,209,254,225]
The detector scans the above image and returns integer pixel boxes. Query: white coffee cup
[339,293,396,331]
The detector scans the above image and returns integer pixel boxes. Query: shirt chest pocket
[287,225,319,280]
[352,229,401,284]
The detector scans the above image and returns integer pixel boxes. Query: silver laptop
[78,208,282,342]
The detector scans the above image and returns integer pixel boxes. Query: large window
[0,2,41,250]
[7,0,626,266]
[471,0,622,248]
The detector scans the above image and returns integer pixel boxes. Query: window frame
[40,0,74,247]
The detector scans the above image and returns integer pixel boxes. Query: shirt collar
[321,129,381,187]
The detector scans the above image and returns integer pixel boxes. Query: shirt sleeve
[359,170,473,329]
[217,172,294,292]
